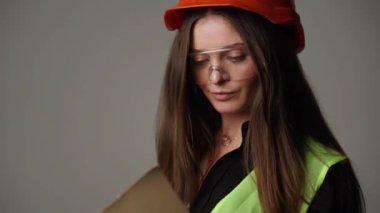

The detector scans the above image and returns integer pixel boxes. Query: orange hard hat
[164,0,305,52]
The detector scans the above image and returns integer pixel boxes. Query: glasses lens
[189,44,256,84]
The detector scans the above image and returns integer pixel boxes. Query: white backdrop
[1,0,379,212]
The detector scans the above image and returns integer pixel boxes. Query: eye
[191,59,207,67]
[225,49,247,62]
[189,56,209,67]
[226,54,246,63]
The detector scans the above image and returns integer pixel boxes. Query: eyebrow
[189,43,245,54]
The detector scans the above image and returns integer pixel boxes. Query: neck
[220,112,249,136]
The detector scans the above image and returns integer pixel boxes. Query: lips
[210,91,235,101]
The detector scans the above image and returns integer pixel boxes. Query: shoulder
[303,138,364,213]
[304,137,346,164]
[307,160,363,213]
[303,138,347,189]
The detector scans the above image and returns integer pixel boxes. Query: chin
[211,102,245,115]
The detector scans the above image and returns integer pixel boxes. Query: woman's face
[190,13,258,116]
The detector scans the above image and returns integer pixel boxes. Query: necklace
[219,134,240,146]
[220,134,233,146]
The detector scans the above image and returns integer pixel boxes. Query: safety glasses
[188,43,256,84]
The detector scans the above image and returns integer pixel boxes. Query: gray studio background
[1,0,379,212]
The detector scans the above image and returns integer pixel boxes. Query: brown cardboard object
[103,167,188,213]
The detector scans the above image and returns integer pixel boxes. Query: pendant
[220,135,232,146]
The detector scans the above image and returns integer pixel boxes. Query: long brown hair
[156,7,364,213]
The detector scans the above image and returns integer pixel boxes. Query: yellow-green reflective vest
[211,137,347,213]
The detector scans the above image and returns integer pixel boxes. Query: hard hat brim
[163,1,305,52]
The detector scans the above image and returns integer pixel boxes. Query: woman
[156,0,365,212]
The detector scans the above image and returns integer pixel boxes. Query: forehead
[191,13,243,50]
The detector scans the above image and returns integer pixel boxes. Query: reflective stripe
[300,137,347,212]
[212,137,346,213]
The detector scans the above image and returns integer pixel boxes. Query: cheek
[242,59,258,79]
[198,84,209,97]
[192,70,208,85]
[241,78,258,103]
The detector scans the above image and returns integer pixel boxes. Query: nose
[209,65,229,84]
